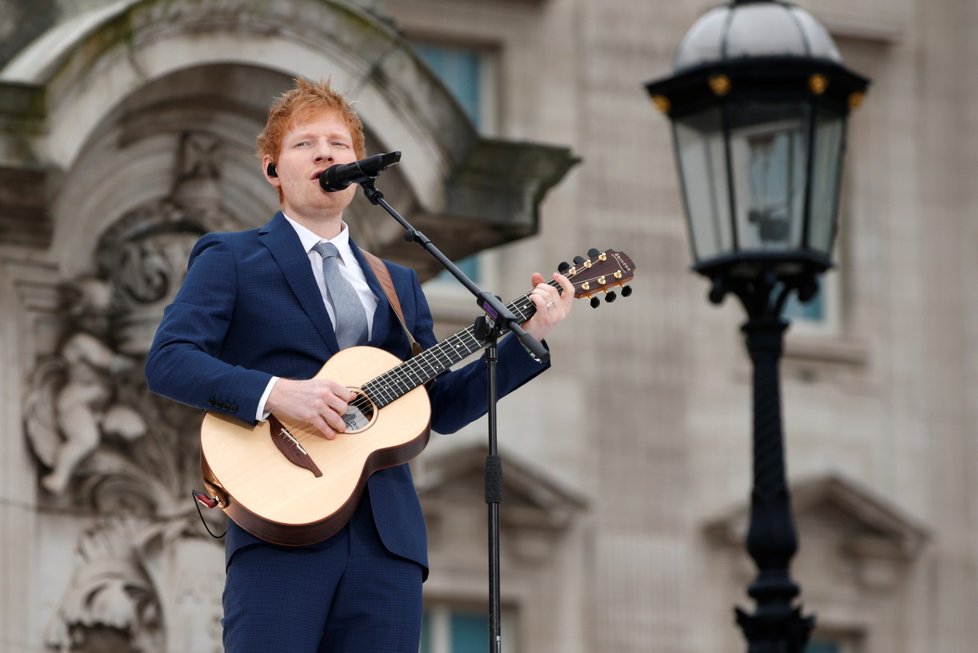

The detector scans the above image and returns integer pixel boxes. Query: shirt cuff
[256,376,279,422]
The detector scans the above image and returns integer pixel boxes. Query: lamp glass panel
[674,108,733,262]
[727,102,809,254]
[808,109,846,256]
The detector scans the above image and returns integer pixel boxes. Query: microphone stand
[359,177,548,653]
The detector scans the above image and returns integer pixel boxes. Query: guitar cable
[192,490,227,540]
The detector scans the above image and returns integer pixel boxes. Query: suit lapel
[258,213,340,354]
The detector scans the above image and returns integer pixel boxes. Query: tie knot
[312,241,340,260]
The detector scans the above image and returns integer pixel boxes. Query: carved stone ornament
[23,132,240,652]
[44,516,164,653]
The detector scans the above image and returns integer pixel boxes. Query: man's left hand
[522,272,574,342]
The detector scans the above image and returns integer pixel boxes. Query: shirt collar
[282,213,357,266]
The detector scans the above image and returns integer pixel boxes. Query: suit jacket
[145,212,549,572]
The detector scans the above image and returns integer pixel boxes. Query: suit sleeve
[144,234,272,424]
[403,269,551,435]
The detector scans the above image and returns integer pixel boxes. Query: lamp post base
[736,604,815,653]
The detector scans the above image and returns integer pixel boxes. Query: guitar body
[200,346,432,547]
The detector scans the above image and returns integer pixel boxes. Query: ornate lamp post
[645,1,869,650]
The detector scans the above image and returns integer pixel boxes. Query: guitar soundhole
[342,388,376,434]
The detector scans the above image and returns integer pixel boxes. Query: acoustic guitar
[199,248,635,546]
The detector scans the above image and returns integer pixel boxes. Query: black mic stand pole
[359,178,548,653]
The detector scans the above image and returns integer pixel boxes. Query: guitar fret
[512,301,530,321]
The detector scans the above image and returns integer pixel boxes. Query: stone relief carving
[25,277,146,496]
[22,132,241,652]
[44,516,164,653]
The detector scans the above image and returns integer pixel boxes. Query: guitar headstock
[559,248,636,308]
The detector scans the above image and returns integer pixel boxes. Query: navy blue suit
[145,212,548,652]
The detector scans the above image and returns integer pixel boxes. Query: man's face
[264,109,360,224]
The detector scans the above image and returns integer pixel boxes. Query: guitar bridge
[269,416,323,477]
[282,430,308,455]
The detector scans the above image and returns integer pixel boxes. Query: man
[144,77,573,653]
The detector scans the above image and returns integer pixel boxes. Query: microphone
[319,151,402,192]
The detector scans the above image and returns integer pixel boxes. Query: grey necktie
[311,242,368,348]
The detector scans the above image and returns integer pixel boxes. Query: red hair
[256,77,366,163]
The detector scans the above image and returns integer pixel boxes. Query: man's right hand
[264,377,354,439]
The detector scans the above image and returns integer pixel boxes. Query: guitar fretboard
[361,280,560,408]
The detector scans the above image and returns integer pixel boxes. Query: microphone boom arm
[358,173,549,363]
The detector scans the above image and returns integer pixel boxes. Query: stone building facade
[1,1,975,652]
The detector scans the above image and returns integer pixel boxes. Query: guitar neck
[361,280,560,408]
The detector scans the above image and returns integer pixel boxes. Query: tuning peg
[558,261,571,274]
[590,296,601,309]
[573,255,585,266]
[621,285,632,297]
[587,248,600,258]
[605,291,617,303]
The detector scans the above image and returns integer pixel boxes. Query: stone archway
[2,0,577,278]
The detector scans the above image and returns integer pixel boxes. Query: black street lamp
[645,1,869,651]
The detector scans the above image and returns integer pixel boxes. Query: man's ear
[262,156,280,186]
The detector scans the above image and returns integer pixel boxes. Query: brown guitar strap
[360,250,423,356]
